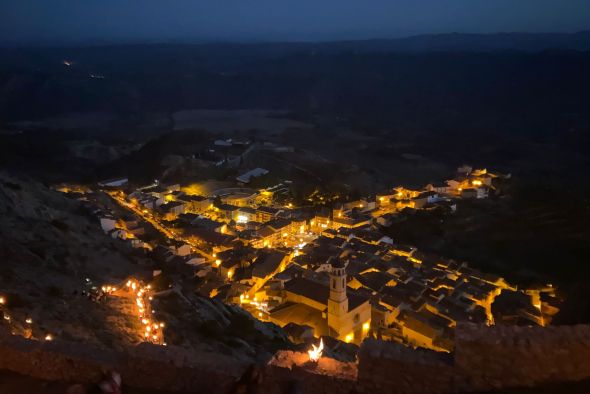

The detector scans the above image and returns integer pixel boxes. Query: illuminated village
[0,163,559,356]
[2,3,590,389]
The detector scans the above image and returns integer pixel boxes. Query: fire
[308,338,324,362]
[124,278,166,345]
[101,285,116,294]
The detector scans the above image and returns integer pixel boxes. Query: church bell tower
[328,258,348,317]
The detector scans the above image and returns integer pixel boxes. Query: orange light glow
[308,339,324,362]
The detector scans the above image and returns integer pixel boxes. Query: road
[105,191,215,261]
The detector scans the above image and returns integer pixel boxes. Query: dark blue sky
[1,0,590,44]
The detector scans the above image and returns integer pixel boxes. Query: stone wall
[454,323,590,392]
[0,330,247,393]
[358,339,454,394]
[261,350,357,394]
[2,323,590,393]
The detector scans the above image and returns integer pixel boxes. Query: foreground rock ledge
[3,323,590,393]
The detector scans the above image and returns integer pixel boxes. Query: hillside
[0,173,289,360]
[2,40,590,140]
[0,173,145,347]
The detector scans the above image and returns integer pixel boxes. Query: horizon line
[1,29,590,49]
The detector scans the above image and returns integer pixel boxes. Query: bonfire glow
[308,338,324,362]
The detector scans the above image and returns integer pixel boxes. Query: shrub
[47,286,63,297]
[51,219,69,232]
[3,182,21,191]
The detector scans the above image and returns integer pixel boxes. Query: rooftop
[236,168,269,183]
[252,250,288,278]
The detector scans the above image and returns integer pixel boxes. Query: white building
[100,217,117,233]
[236,168,269,184]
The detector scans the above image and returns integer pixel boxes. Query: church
[270,260,372,344]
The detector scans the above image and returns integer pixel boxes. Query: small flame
[308,338,324,362]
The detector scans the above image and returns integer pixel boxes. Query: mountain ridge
[3,30,590,53]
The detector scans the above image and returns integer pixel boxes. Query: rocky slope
[0,172,289,361]
[0,172,146,348]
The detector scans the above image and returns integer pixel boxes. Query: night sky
[1,0,589,44]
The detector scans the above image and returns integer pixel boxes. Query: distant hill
[3,31,590,54]
[304,31,590,54]
[2,31,590,161]
[2,42,590,137]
